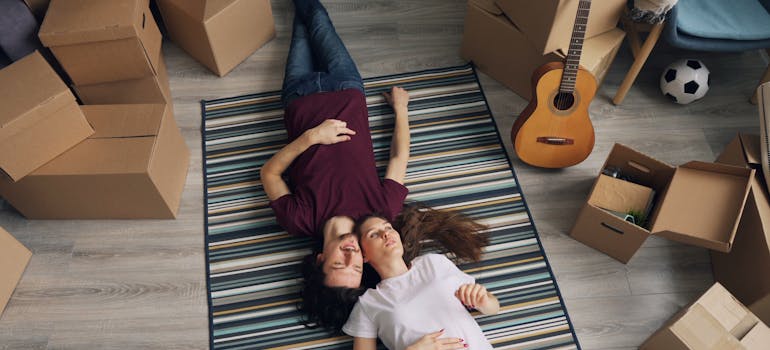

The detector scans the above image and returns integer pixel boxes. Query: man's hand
[405,330,466,350]
[307,119,356,145]
[383,86,409,110]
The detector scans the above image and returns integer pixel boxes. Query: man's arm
[383,87,410,184]
[261,119,356,201]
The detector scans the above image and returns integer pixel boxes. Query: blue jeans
[281,0,365,108]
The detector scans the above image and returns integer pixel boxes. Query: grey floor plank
[0,0,767,348]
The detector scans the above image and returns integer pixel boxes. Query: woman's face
[358,216,404,265]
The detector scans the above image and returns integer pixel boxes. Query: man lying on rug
[260,0,409,293]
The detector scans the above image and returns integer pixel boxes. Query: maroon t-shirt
[269,89,408,237]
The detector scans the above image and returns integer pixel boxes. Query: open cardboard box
[641,283,770,350]
[0,226,32,317]
[155,0,275,77]
[570,143,754,263]
[460,0,624,100]
[495,0,626,55]
[38,0,162,85]
[0,51,93,182]
[0,104,189,219]
[712,133,770,307]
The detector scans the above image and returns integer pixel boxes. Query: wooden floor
[1,1,767,349]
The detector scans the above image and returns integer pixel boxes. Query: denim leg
[281,12,317,106]
[293,0,364,92]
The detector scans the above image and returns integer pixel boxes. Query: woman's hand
[405,329,466,350]
[455,283,499,315]
[306,119,356,145]
[383,86,409,110]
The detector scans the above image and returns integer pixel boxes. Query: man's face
[319,216,363,288]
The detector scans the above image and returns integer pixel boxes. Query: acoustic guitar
[511,0,596,168]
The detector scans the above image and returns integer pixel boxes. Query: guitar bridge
[536,137,575,145]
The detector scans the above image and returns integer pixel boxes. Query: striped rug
[202,65,580,350]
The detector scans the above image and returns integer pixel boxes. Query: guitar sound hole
[552,92,575,111]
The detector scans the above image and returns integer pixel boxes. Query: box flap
[589,174,653,214]
[0,226,32,315]
[602,144,675,190]
[699,283,756,336]
[0,51,72,130]
[39,0,147,46]
[80,104,164,138]
[739,133,761,167]
[671,304,737,349]
[652,162,753,252]
[742,322,770,349]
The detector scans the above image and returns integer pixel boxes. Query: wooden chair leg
[613,22,665,105]
[623,16,642,59]
[750,49,770,105]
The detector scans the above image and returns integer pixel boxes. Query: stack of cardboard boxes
[0,0,277,319]
[0,0,190,220]
[461,0,626,100]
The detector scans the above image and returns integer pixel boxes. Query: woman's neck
[374,258,409,280]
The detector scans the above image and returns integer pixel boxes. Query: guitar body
[512,61,597,168]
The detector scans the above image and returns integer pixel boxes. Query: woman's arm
[383,87,410,184]
[353,337,377,350]
[456,283,500,315]
[261,119,356,200]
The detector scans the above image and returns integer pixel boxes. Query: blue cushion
[677,0,770,40]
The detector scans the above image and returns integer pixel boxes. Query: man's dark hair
[297,251,366,333]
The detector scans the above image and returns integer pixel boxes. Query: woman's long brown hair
[394,203,489,264]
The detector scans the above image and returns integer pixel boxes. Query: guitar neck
[560,0,591,93]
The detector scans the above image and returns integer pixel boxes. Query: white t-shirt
[342,254,493,350]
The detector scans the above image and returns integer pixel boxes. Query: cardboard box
[460,0,624,100]
[0,104,190,219]
[156,0,275,77]
[0,226,32,316]
[0,51,93,182]
[38,0,162,85]
[570,143,754,263]
[712,133,770,307]
[555,27,625,87]
[22,0,50,22]
[495,0,626,54]
[751,294,770,326]
[640,283,770,350]
[73,50,171,105]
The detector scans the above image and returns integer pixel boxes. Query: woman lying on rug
[261,0,409,289]
[342,204,499,350]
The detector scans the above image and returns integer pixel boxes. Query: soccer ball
[659,59,710,104]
